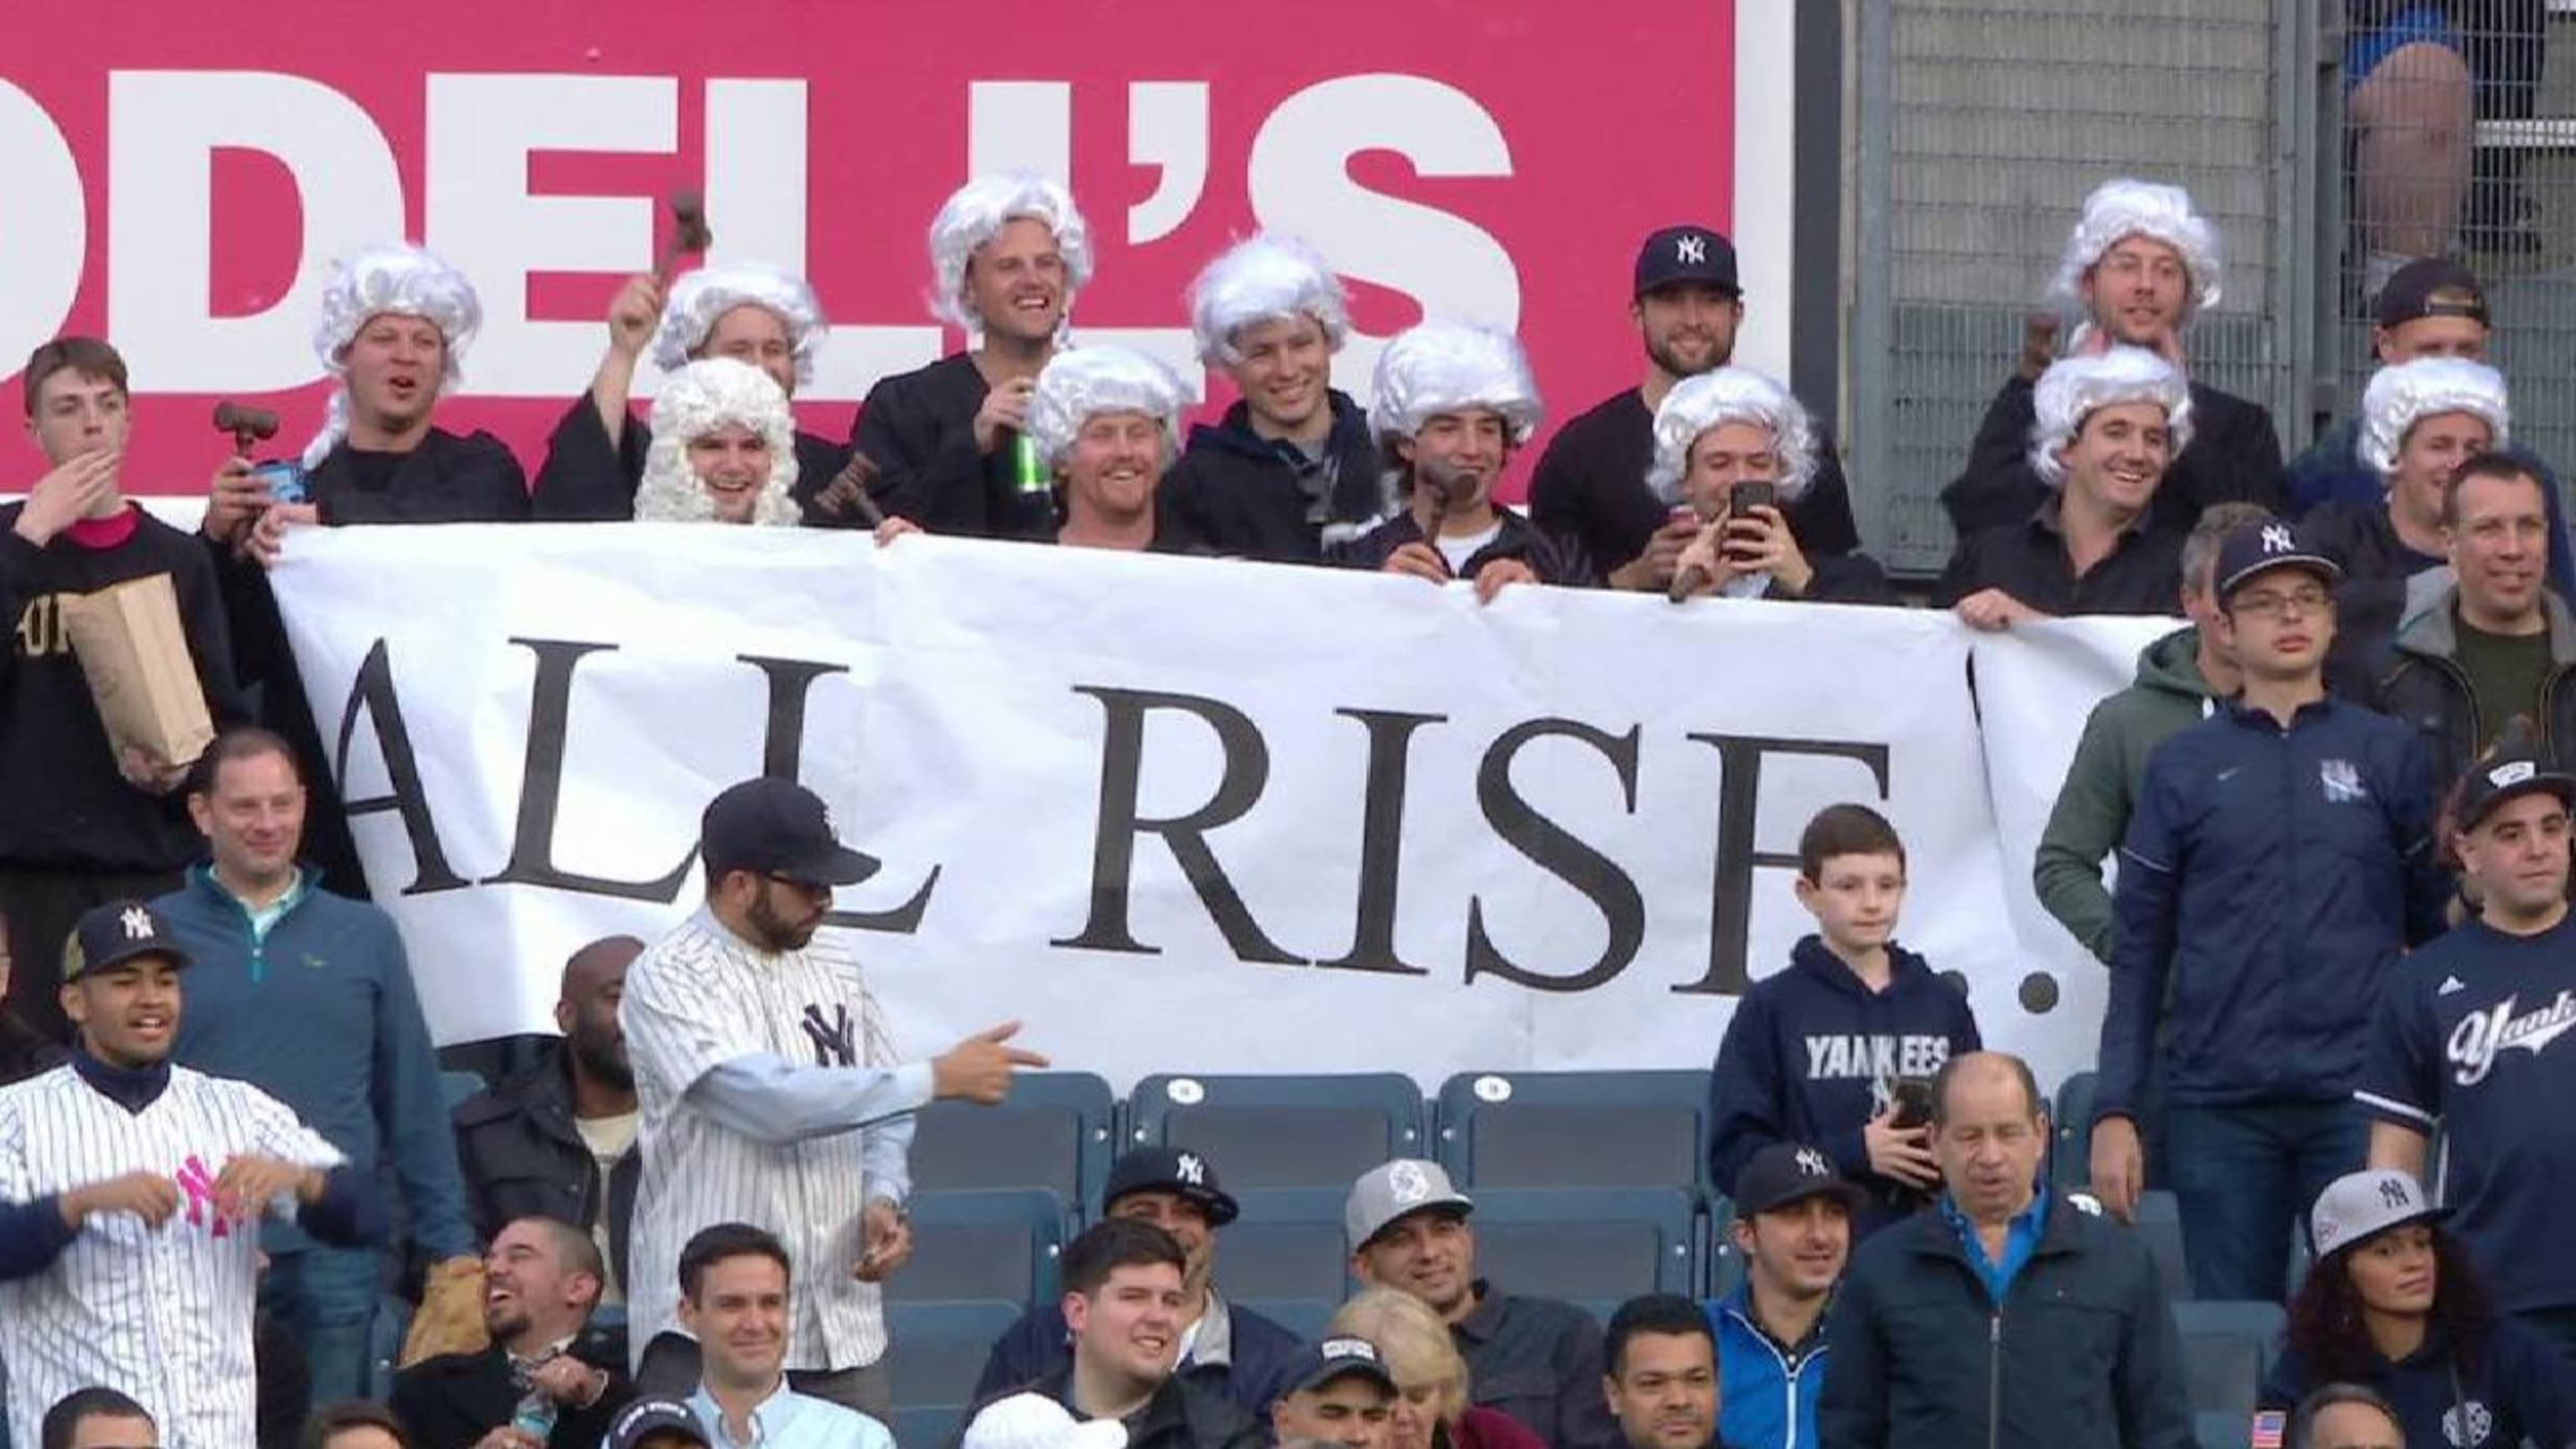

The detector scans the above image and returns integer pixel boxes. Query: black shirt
[1027,1364,1264,1449]
[1330,508,1594,586]
[849,352,1054,540]
[1935,496,2186,616]
[1165,391,1384,563]
[1452,1280,1619,1449]
[529,392,858,526]
[1940,373,2287,537]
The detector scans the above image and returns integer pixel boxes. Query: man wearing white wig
[1940,179,2285,538]
[2304,356,2511,650]
[1329,322,1589,599]
[1652,367,1894,605]
[536,264,855,525]
[1164,234,1382,563]
[1530,223,1860,594]
[850,174,1091,542]
[1938,347,2194,629]
[632,359,806,527]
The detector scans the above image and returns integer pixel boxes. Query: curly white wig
[2028,347,2196,486]
[634,358,801,527]
[1645,367,1818,505]
[301,243,481,468]
[651,264,828,386]
[1026,346,1190,470]
[1187,233,1351,368]
[927,174,1095,331]
[1366,321,1543,449]
[2049,178,2224,319]
[2359,356,2511,479]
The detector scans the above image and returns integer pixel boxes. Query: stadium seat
[1219,1187,1354,1303]
[910,1071,1117,1208]
[1241,1297,1339,1342]
[1462,1187,1698,1305]
[363,1295,413,1400]
[885,1298,1023,1445]
[438,1069,486,1113]
[888,1189,1068,1304]
[1129,1073,1427,1189]
[2051,1072,2097,1190]
[2173,1300,2286,1415]
[1434,1070,1708,1194]
[2132,1191,2192,1301]
[1702,1196,1746,1299]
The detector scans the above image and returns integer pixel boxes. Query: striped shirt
[0,1063,343,1449]
[623,910,927,1372]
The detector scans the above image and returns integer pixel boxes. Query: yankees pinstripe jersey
[0,1062,344,1449]
[623,910,926,1372]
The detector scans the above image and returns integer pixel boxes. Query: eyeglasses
[2229,587,2332,621]
[764,873,833,901]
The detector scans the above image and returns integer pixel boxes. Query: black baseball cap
[2452,718,2576,832]
[1732,1141,1866,1219]
[2213,519,2342,602]
[607,1398,708,1449]
[61,900,193,984]
[698,777,879,886]
[2376,257,2490,331]
[1104,1145,1240,1226]
[1634,225,1740,299]
[1280,1336,1399,1398]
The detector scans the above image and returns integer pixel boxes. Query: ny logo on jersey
[1175,1152,1207,1187]
[174,1155,231,1237]
[2319,759,2367,805]
[801,1004,857,1067]
[2447,990,2576,1085]
[2377,1178,2414,1211]
[1675,235,1708,266]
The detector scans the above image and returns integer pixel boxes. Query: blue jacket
[161,864,475,1259]
[1820,1187,2194,1449]
[1707,938,1980,1236]
[1708,1281,1826,1449]
[2283,416,2576,599]
[2096,697,2447,1119]
[2259,1315,2576,1449]
[970,1290,1301,1420]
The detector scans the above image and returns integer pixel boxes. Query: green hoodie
[2033,626,2221,963]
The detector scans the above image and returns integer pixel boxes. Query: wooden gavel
[213,401,279,457]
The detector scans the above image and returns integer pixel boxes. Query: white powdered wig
[2050,177,2224,318]
[634,358,801,527]
[927,173,1095,331]
[651,264,828,386]
[1366,321,1544,449]
[2028,346,2195,486]
[2358,356,2511,479]
[1646,366,1818,505]
[1026,345,1190,470]
[1187,233,1351,367]
[301,243,482,468]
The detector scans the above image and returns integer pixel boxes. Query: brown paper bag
[59,573,216,771]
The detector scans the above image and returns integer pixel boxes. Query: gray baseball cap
[2309,1169,2444,1260]
[1346,1158,1475,1247]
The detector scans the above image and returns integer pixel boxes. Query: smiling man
[674,1223,889,1449]
[1703,1145,1865,1449]
[391,1215,633,1449]
[1030,1219,1263,1449]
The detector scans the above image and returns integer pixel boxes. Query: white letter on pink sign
[0,82,84,369]
[108,71,404,391]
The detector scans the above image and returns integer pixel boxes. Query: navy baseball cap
[2376,257,2489,330]
[1104,1145,1240,1226]
[608,1398,708,1449]
[61,900,192,984]
[1635,225,1740,299]
[1280,1336,1399,1398]
[2452,718,2576,832]
[2213,519,2341,602]
[699,777,879,886]
[1732,1141,1867,1219]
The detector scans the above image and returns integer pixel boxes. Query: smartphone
[1889,1076,1935,1131]
[251,460,309,506]
[1727,479,1776,518]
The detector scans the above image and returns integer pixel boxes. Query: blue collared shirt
[1941,1184,2050,1305]
[687,1383,896,1449]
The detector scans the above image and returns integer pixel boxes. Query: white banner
[270,527,2173,1093]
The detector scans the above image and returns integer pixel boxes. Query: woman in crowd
[1652,366,1895,605]
[1331,1288,1546,1449]
[631,358,803,527]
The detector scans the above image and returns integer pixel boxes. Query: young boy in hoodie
[1706,804,1982,1238]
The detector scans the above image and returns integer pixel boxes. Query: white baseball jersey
[0,1063,344,1449]
[623,910,924,1372]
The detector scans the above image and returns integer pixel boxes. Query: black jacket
[1820,1191,2195,1449]
[309,427,530,526]
[971,1292,1301,1419]
[1165,392,1384,563]
[1686,551,1900,607]
[1939,374,2286,537]
[0,1017,66,1087]
[849,352,1054,540]
[453,1042,639,1295]
[2368,585,2576,787]
[2304,498,2448,665]
[527,393,857,526]
[1330,509,1595,587]
[1527,386,1862,576]
[1026,1364,1265,1449]
[1935,497,2187,617]
[389,1337,633,1449]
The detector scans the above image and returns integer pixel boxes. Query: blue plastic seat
[1239,1297,1339,1342]
[1462,1187,1698,1302]
[1435,1070,1709,1194]
[1218,1187,1353,1303]
[888,1189,1069,1304]
[2132,1190,2192,1302]
[910,1072,1117,1208]
[886,1297,1025,1441]
[1129,1073,1427,1190]
[2173,1300,2286,1415]
[1702,1196,1746,1299]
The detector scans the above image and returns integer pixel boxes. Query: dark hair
[1929,1052,2044,1128]
[185,725,304,800]
[2184,502,2274,595]
[42,1387,152,1449]
[1062,1217,1186,1298]
[2286,1220,2491,1387]
[2441,450,2547,530]
[2291,1382,2403,1449]
[1797,803,1905,880]
[678,1222,791,1301]
[300,1400,414,1449]
[1603,1293,1714,1378]
[23,337,128,418]
[504,1214,605,1291]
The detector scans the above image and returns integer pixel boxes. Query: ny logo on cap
[120,906,154,941]
[1794,1147,1831,1178]
[2378,1177,2414,1211]
[2260,524,2296,554]
[2491,761,2537,788]
[1176,1152,1206,1186]
[1388,1161,1431,1204]
[1675,235,1708,266]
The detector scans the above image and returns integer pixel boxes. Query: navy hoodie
[2260,1315,2576,1449]
[1707,936,1981,1233]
